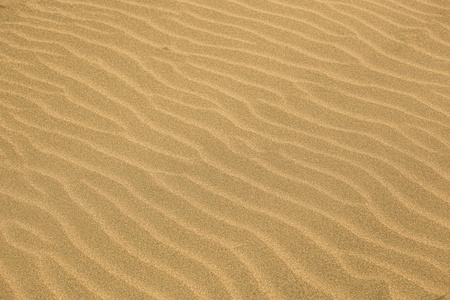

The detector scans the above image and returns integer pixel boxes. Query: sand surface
[0,0,449,299]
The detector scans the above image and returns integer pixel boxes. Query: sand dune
[0,0,449,299]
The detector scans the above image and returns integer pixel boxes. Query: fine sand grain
[0,0,449,299]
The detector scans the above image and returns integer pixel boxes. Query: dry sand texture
[1,0,450,299]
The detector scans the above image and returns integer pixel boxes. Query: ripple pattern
[0,0,449,299]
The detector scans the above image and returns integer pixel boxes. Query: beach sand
[0,0,449,299]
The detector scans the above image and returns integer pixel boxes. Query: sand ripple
[0,0,449,299]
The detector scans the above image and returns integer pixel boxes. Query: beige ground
[0,0,449,299]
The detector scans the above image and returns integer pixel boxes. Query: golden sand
[0,0,449,299]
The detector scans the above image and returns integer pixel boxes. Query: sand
[0,0,449,299]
